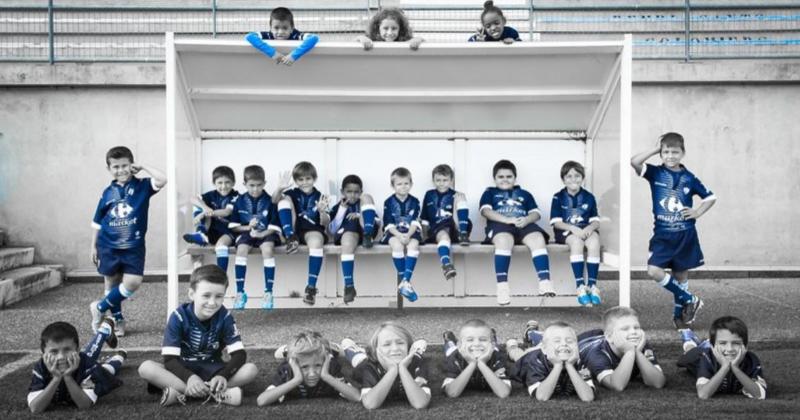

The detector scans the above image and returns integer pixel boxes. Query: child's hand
[473,28,486,41]
[43,353,62,377]
[346,212,361,221]
[320,353,333,379]
[207,375,228,394]
[272,52,285,65]
[250,229,265,238]
[712,346,731,369]
[399,352,416,370]
[455,192,467,203]
[680,207,701,220]
[280,55,296,66]
[579,228,592,240]
[130,163,142,175]
[63,352,80,376]
[477,347,493,364]
[204,209,215,218]
[566,348,580,366]
[569,226,583,237]
[357,36,373,51]
[400,233,410,245]
[732,346,746,368]
[409,38,424,50]
[289,357,303,379]
[248,218,259,228]
[635,332,647,353]
[502,38,515,44]
[278,170,293,191]
[186,375,210,398]
[91,248,99,267]
[317,195,330,212]
[513,217,528,228]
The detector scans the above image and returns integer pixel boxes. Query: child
[258,330,360,405]
[631,132,716,328]
[550,161,602,306]
[578,306,666,391]
[509,322,595,401]
[342,322,431,410]
[183,165,239,272]
[277,161,331,306]
[468,1,521,43]
[677,316,766,400]
[245,6,319,66]
[441,319,511,398]
[356,7,424,51]
[28,319,125,413]
[328,175,380,304]
[421,164,472,281]
[90,146,167,336]
[382,167,422,302]
[138,265,258,407]
[480,159,554,305]
[228,165,281,310]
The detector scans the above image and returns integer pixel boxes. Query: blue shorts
[553,227,598,244]
[97,246,145,276]
[207,228,235,245]
[648,228,704,272]
[380,230,423,245]
[236,231,281,248]
[182,359,226,382]
[483,221,550,244]
[424,219,473,244]
[332,219,381,245]
[297,226,328,245]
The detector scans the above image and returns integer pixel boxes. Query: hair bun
[484,1,494,10]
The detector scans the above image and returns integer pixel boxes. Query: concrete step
[0,265,64,309]
[0,247,35,272]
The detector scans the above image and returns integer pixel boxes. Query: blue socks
[531,249,551,281]
[215,245,229,271]
[235,256,247,293]
[570,254,585,287]
[587,257,600,287]
[97,284,133,314]
[494,250,511,283]
[404,250,419,282]
[263,258,276,293]
[342,254,355,287]
[456,203,469,234]
[83,330,107,362]
[362,205,376,236]
[307,248,323,288]
[277,201,294,237]
[660,274,693,304]
[392,251,405,276]
[437,240,451,265]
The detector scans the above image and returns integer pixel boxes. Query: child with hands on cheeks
[441,319,511,398]
[356,8,424,51]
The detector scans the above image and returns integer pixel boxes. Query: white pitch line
[0,353,41,380]
[723,282,800,314]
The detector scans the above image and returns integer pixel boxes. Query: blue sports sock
[345,348,367,368]
[526,329,544,347]
[392,251,406,276]
[307,248,323,288]
[342,254,355,287]
[83,331,107,361]
[659,274,693,304]
[494,250,511,283]
[403,250,419,282]
[235,256,247,293]
[362,205,377,236]
[277,201,295,237]
[587,257,600,287]
[570,254,585,288]
[215,245,230,271]
[532,249,551,281]
[97,284,133,314]
[673,294,684,319]
[263,258,276,293]
[457,203,469,234]
[103,357,124,376]
[111,308,124,321]
[437,241,451,265]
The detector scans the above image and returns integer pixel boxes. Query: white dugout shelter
[165,33,633,313]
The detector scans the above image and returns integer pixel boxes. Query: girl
[469,1,521,44]
[356,8,424,51]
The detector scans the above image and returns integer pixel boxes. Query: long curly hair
[366,8,414,42]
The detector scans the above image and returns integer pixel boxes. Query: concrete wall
[0,60,798,273]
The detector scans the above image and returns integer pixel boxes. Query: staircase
[0,228,64,308]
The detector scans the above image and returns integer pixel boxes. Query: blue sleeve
[643,342,660,366]
[228,200,242,227]
[525,190,538,213]
[509,27,521,41]
[467,34,478,42]
[246,31,276,58]
[411,197,422,223]
[383,198,395,229]
[583,345,613,379]
[692,175,714,200]
[746,352,764,380]
[143,177,159,197]
[479,190,492,210]
[28,361,48,392]
[92,195,106,227]
[491,351,510,380]
[269,202,281,231]
[588,193,599,221]
[201,191,215,208]
[221,310,244,353]
[641,163,656,182]
[523,353,550,388]
[161,311,183,356]
[290,33,319,61]
[550,194,562,222]
[420,191,432,223]
[270,362,292,387]
[696,349,716,380]
[444,354,463,379]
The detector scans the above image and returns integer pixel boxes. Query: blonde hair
[287,330,328,361]
[602,306,639,333]
[542,321,577,343]
[367,321,413,361]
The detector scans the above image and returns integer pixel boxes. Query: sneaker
[115,349,128,360]
[681,295,704,325]
[182,232,209,246]
[341,338,367,367]
[490,328,499,347]
[398,281,418,302]
[672,317,689,331]
[361,233,374,249]
[99,317,118,349]
[458,232,470,246]
[233,292,248,310]
[115,318,126,337]
[90,300,104,333]
[679,328,701,352]
[576,285,591,306]
[274,344,288,360]
[538,280,556,297]
[285,235,300,255]
[340,338,365,354]
[303,286,317,305]
[160,387,186,407]
[410,339,427,355]
[588,285,602,305]
[211,387,242,406]
[496,282,511,305]
[523,320,540,347]
[343,286,357,304]
[441,263,457,281]
[262,291,274,310]
[442,330,457,347]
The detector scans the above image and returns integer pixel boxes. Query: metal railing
[1,1,799,63]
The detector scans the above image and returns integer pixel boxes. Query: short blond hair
[367,321,413,361]
[287,330,328,361]
[602,306,639,333]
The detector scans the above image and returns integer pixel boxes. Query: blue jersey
[328,201,361,235]
[579,335,660,384]
[383,194,422,233]
[515,349,595,397]
[443,350,510,391]
[228,191,279,233]
[479,186,540,219]
[259,29,308,41]
[162,302,244,363]
[468,26,521,42]
[28,352,120,407]
[695,346,766,398]
[639,163,715,234]
[269,358,345,401]
[353,357,429,399]
[549,188,599,229]
[201,190,239,234]
[421,189,457,230]
[284,187,324,231]
[92,177,160,249]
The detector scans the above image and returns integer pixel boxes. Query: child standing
[90,146,167,336]
[382,167,422,303]
[228,165,281,310]
[480,159,554,305]
[468,1,521,43]
[631,132,716,328]
[550,161,602,306]
[441,319,511,399]
[356,7,424,50]
[245,6,319,66]
[138,265,258,407]
[421,164,472,281]
[328,175,380,304]
[183,165,239,272]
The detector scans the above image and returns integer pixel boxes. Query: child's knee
[138,360,158,379]
[122,274,143,291]
[360,193,374,205]
[407,239,420,250]
[260,244,274,257]
[305,232,324,248]
[647,265,664,279]
[236,246,249,257]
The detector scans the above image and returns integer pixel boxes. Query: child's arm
[28,354,62,413]
[731,360,765,399]
[317,195,331,227]
[190,196,213,215]
[696,363,728,399]
[283,33,320,65]
[442,359,478,398]
[61,353,94,410]
[320,354,361,402]
[132,163,167,189]
[355,35,373,50]
[633,337,665,389]
[257,358,303,406]
[476,357,511,398]
[600,348,636,391]
[272,171,293,204]
[533,361,563,401]
[361,364,399,409]
[245,32,284,64]
[681,198,716,221]
[90,228,100,266]
[564,362,595,402]
[481,208,513,224]
[397,355,430,409]
[631,139,661,175]
[409,37,424,50]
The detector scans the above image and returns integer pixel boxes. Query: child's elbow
[497,386,511,399]
[362,397,380,410]
[581,393,595,403]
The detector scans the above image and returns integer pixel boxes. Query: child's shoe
[90,300,104,333]
[262,291,274,310]
[303,286,317,305]
[458,232,470,246]
[442,330,457,346]
[410,339,427,355]
[274,344,288,360]
[182,232,209,246]
[576,285,591,306]
[361,233,374,249]
[523,320,542,347]
[588,285,602,305]
[343,286,357,304]
[213,387,242,406]
[98,316,118,349]
[341,338,367,367]
[285,234,300,255]
[233,292,248,310]
[441,263,457,281]
[160,387,186,406]
[681,295,704,325]
[496,282,511,305]
[115,318,126,337]
[538,280,556,297]
[679,328,701,352]
[397,281,418,302]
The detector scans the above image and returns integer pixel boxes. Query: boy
[677,316,766,400]
[183,165,239,271]
[509,322,595,401]
[138,265,258,407]
[229,165,281,310]
[28,319,125,413]
[578,306,666,391]
[90,146,167,336]
[421,164,472,281]
[277,161,331,306]
[245,6,319,66]
[328,175,380,303]
[382,167,422,302]
[631,132,716,328]
[441,319,511,398]
[480,159,554,305]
